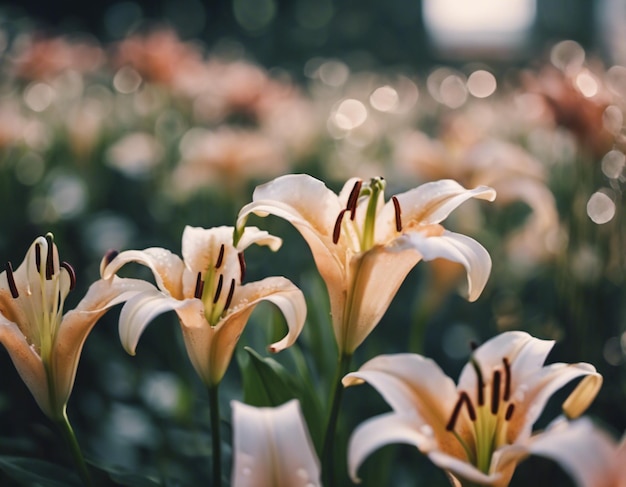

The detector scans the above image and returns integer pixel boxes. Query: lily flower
[100,225,307,386]
[343,331,603,487]
[527,417,626,487]
[237,174,495,355]
[0,233,153,419]
[231,399,321,487]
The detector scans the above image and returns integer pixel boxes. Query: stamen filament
[6,262,19,298]
[392,196,402,232]
[333,209,348,244]
[215,244,225,269]
[60,262,76,291]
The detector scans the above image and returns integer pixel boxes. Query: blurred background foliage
[0,0,624,485]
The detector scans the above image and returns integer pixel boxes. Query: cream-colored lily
[231,399,321,487]
[237,174,496,355]
[0,233,153,419]
[344,331,603,487]
[100,225,306,386]
[527,417,626,487]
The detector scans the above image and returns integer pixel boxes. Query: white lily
[344,331,603,487]
[0,233,153,419]
[237,174,496,355]
[231,399,321,487]
[100,225,306,386]
[527,417,626,487]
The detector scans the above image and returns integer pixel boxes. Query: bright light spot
[318,59,349,86]
[370,85,399,112]
[607,65,626,98]
[467,70,497,98]
[587,191,616,224]
[603,105,623,135]
[15,152,45,186]
[233,0,276,32]
[575,70,599,97]
[442,323,477,360]
[551,40,585,73]
[49,173,87,219]
[113,67,142,94]
[440,75,467,108]
[601,150,625,179]
[332,99,367,130]
[423,0,535,48]
[24,83,55,112]
[603,337,623,366]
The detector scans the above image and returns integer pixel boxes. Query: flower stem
[321,352,352,487]
[208,383,222,487]
[56,410,93,487]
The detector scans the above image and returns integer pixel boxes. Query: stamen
[471,357,485,406]
[333,209,348,244]
[392,196,402,232]
[35,244,42,272]
[60,262,76,291]
[5,262,19,298]
[347,180,362,220]
[213,274,224,303]
[215,244,225,269]
[469,340,478,351]
[502,358,511,401]
[505,403,515,421]
[194,272,204,299]
[238,252,246,282]
[103,249,119,266]
[446,391,477,431]
[491,370,502,415]
[45,234,54,280]
[223,278,236,311]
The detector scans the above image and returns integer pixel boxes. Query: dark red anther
[194,272,204,299]
[213,274,224,304]
[45,235,54,280]
[215,244,225,269]
[333,209,348,244]
[505,403,515,421]
[392,196,402,232]
[35,244,42,272]
[491,370,502,415]
[446,391,476,431]
[238,252,246,282]
[223,278,236,311]
[471,358,485,406]
[103,249,119,267]
[347,180,362,220]
[5,262,18,298]
[60,262,76,291]
[502,358,511,402]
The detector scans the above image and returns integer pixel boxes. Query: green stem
[56,410,93,487]
[321,352,353,487]
[208,384,222,487]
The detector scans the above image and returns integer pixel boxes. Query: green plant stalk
[321,352,352,487]
[208,384,222,487]
[56,410,93,487]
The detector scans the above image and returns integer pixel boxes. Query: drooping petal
[0,318,48,415]
[116,286,203,355]
[235,226,283,253]
[379,179,496,235]
[339,245,421,353]
[398,230,492,302]
[343,354,465,458]
[231,399,321,487]
[428,450,506,487]
[180,276,306,386]
[101,248,186,298]
[523,418,620,487]
[348,413,437,484]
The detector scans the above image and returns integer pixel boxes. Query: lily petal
[231,399,321,487]
[398,230,492,301]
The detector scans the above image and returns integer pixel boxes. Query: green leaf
[239,346,323,451]
[0,456,81,487]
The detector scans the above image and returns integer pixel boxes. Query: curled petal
[399,230,492,302]
[349,413,436,484]
[231,399,321,487]
[235,226,283,253]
